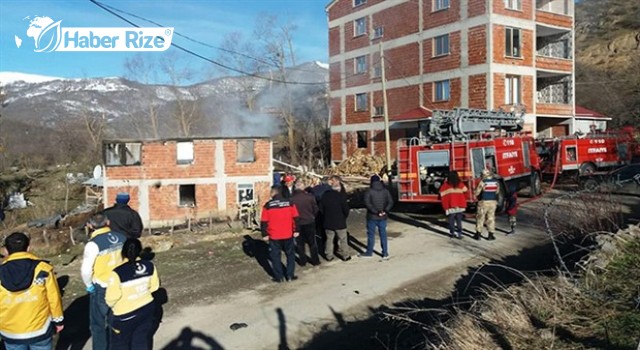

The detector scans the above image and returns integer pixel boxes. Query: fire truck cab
[397,108,542,205]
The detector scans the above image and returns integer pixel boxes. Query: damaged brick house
[102,137,273,228]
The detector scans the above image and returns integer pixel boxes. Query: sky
[0,0,329,83]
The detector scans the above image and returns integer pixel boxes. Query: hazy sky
[0,0,329,81]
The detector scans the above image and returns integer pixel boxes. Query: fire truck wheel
[530,172,542,197]
[579,162,597,176]
[582,178,599,192]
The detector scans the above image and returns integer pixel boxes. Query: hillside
[575,0,640,123]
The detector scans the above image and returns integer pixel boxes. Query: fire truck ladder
[397,137,421,200]
[428,108,525,141]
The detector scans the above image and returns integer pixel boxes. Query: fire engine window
[179,185,196,207]
[357,131,368,148]
[177,142,194,164]
[566,146,577,162]
[472,148,485,178]
[104,142,141,166]
[484,147,497,173]
[418,151,449,167]
[237,140,256,163]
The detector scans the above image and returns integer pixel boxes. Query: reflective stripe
[0,317,50,340]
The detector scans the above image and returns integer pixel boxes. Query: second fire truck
[396,108,542,206]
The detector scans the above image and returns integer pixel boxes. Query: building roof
[575,105,610,120]
[391,106,433,121]
[103,136,271,144]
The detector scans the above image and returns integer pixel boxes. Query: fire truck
[537,129,639,176]
[396,108,542,205]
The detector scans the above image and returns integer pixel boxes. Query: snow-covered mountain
[0,61,329,138]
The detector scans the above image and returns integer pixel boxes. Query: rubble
[328,150,386,177]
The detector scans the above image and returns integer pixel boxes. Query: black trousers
[296,223,321,266]
[270,238,296,281]
[109,301,155,350]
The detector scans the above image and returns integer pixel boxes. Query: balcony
[537,74,573,116]
[536,25,572,72]
[536,0,573,27]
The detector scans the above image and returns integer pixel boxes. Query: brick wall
[328,0,385,22]
[423,78,461,109]
[424,31,461,73]
[344,18,371,52]
[106,186,140,212]
[492,0,533,20]
[385,43,420,80]
[537,103,573,116]
[147,184,217,221]
[330,97,342,126]
[371,85,421,118]
[468,25,487,65]
[345,93,371,124]
[424,0,461,30]
[329,26,341,57]
[535,10,573,28]
[331,132,344,161]
[330,62,341,91]
[345,54,372,88]
[492,25,534,66]
[371,1,419,41]
[469,74,487,109]
[223,139,271,176]
[535,56,572,72]
[468,0,487,17]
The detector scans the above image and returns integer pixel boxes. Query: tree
[161,53,203,137]
[124,54,161,139]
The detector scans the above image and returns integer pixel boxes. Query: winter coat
[311,183,332,203]
[260,195,300,240]
[103,203,143,238]
[319,189,350,230]
[290,190,319,225]
[364,182,394,220]
[439,181,468,214]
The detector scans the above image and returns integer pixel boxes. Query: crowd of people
[0,169,517,349]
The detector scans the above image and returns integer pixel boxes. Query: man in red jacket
[439,171,468,239]
[261,186,300,283]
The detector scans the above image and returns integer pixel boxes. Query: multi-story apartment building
[327,0,575,162]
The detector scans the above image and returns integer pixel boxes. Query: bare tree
[161,53,203,137]
[124,54,161,139]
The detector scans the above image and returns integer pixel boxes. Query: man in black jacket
[319,180,351,261]
[103,193,143,238]
[290,181,320,266]
[360,175,393,259]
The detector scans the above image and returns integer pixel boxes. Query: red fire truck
[537,129,639,176]
[396,108,542,205]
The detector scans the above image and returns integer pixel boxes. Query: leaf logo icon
[35,20,62,53]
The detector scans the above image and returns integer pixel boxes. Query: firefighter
[474,169,501,241]
[261,186,300,282]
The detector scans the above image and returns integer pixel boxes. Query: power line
[89,0,329,86]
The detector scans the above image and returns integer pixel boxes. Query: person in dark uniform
[103,193,143,238]
[290,181,320,266]
[261,186,300,282]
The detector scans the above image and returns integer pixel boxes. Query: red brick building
[327,0,575,162]
[102,137,272,228]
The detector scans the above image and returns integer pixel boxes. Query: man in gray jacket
[360,175,393,259]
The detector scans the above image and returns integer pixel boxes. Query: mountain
[0,72,63,85]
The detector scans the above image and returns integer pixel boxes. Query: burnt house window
[237,140,255,163]
[104,142,141,166]
[179,184,196,207]
[238,183,255,203]
[357,131,368,148]
[176,141,194,164]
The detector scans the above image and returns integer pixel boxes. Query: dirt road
[153,204,553,349]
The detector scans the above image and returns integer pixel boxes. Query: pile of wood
[328,150,386,177]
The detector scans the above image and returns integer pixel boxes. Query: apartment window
[434,80,450,101]
[355,55,367,74]
[104,142,141,166]
[373,26,384,39]
[505,27,522,58]
[237,139,255,163]
[505,75,521,105]
[372,64,382,78]
[355,93,368,111]
[504,0,522,10]
[179,185,196,207]
[354,0,367,7]
[176,141,194,164]
[374,106,384,117]
[357,131,368,148]
[354,17,366,37]
[433,0,450,11]
[433,34,450,57]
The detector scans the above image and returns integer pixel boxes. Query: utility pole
[380,42,392,174]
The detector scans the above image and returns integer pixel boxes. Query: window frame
[434,80,451,102]
[353,0,367,7]
[433,0,450,12]
[355,93,368,112]
[373,26,384,39]
[178,184,196,207]
[236,139,256,163]
[354,55,367,74]
[373,106,384,117]
[372,64,382,78]
[356,131,368,149]
[354,17,367,37]
[104,142,142,167]
[237,183,255,204]
[505,75,521,105]
[433,34,450,57]
[504,0,522,11]
[176,141,194,165]
[505,27,522,58]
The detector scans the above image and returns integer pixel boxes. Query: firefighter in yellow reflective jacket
[81,214,126,350]
[474,169,501,241]
[0,232,64,350]
[106,238,160,350]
